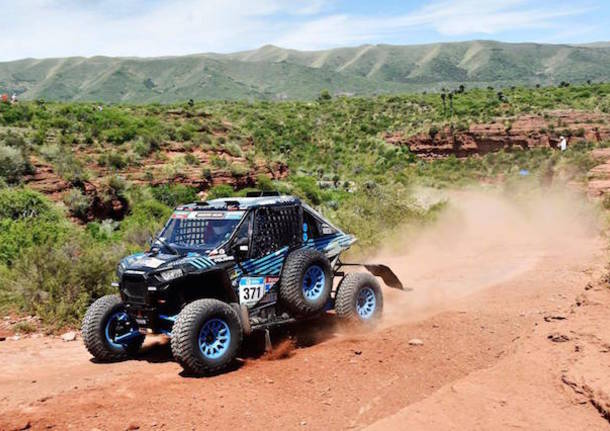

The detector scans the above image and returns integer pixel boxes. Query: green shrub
[120,198,172,245]
[0,145,26,183]
[0,188,58,220]
[99,152,128,169]
[224,142,243,157]
[12,239,124,325]
[291,176,322,205]
[206,184,234,199]
[229,163,248,178]
[184,153,199,165]
[0,188,68,266]
[151,184,198,207]
[63,188,91,219]
[131,138,152,157]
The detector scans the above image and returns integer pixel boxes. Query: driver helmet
[208,221,232,240]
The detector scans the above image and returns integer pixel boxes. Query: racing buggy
[82,193,404,375]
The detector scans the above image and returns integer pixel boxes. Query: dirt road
[2,189,610,430]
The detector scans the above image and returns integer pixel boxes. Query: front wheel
[171,299,243,376]
[335,273,383,324]
[82,294,144,362]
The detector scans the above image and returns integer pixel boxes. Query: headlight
[160,268,183,281]
[117,262,126,278]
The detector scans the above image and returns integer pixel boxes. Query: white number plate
[239,277,265,306]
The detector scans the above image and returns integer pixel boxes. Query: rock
[0,336,5,341]
[543,315,567,322]
[10,335,20,341]
[61,331,77,342]
[408,338,424,346]
[548,333,570,343]
[126,424,139,431]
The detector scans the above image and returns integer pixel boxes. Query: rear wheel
[171,299,243,375]
[335,273,383,324]
[82,294,144,362]
[279,249,332,316]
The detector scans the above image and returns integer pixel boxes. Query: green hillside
[0,40,609,102]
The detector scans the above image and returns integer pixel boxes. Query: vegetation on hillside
[0,83,609,327]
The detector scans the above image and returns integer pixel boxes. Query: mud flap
[365,264,411,291]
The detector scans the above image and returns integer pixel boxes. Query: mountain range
[1,40,609,102]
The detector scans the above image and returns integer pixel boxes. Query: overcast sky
[0,0,607,61]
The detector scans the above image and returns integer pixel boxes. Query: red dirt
[387,110,610,158]
[1,189,609,430]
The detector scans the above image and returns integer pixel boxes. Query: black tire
[171,299,243,376]
[335,273,383,324]
[82,294,144,362]
[279,248,333,316]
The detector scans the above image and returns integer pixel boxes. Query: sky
[0,0,608,61]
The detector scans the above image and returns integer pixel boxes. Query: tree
[448,92,454,116]
[318,89,332,102]
[440,92,447,116]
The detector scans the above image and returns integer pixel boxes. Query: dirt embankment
[22,133,288,221]
[386,110,610,158]
[2,188,609,430]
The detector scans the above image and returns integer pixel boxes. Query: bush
[99,152,128,169]
[291,176,322,205]
[206,184,234,199]
[0,188,58,220]
[151,184,198,207]
[0,188,68,266]
[131,138,152,157]
[229,163,248,178]
[224,142,243,157]
[0,145,27,183]
[63,188,91,219]
[120,198,172,245]
[11,239,124,325]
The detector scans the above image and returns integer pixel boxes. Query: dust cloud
[369,185,601,323]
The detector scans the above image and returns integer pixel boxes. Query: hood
[118,249,233,278]
[120,252,184,272]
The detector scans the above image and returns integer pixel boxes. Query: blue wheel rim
[105,311,129,349]
[198,318,231,359]
[302,265,325,301]
[356,287,376,319]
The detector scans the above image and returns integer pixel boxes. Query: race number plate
[239,277,266,307]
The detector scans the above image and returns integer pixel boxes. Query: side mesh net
[252,205,303,257]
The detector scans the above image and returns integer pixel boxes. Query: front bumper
[118,271,170,332]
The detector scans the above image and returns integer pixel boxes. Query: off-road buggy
[82,193,404,375]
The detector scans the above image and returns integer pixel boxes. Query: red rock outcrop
[387,110,610,158]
